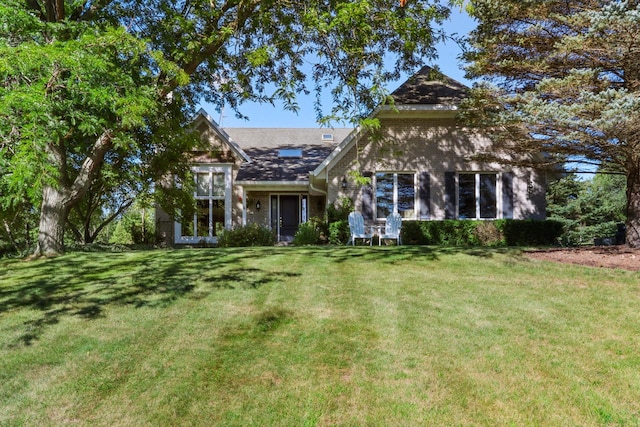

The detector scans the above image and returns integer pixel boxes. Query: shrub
[329,220,350,245]
[326,197,353,245]
[217,224,275,247]
[547,173,626,246]
[499,219,564,246]
[293,221,321,245]
[108,207,155,245]
[308,216,329,244]
[401,220,564,247]
[402,220,479,246]
[473,221,503,246]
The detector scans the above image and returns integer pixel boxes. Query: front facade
[156,66,547,245]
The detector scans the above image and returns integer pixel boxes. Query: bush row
[401,219,564,247]
[214,219,563,248]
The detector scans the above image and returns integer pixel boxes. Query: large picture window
[376,172,416,219]
[458,173,497,219]
[176,166,231,243]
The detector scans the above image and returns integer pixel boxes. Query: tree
[1,0,457,257]
[1,3,189,256]
[547,173,626,245]
[0,200,38,256]
[464,1,640,246]
[108,200,156,245]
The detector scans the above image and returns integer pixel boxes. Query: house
[156,66,547,245]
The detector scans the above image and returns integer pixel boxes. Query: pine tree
[465,0,640,246]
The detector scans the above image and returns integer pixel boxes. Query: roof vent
[278,148,303,158]
[321,133,334,141]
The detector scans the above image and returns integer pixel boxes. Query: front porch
[239,183,325,242]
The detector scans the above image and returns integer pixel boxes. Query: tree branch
[68,130,114,205]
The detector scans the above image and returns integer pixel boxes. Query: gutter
[308,172,328,199]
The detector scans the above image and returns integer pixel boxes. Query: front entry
[271,195,302,242]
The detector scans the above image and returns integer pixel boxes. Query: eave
[193,109,252,164]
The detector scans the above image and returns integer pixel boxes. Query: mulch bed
[525,246,640,271]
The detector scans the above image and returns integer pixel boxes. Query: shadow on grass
[293,244,510,264]
[0,245,511,347]
[0,248,301,347]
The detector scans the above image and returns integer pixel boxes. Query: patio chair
[379,212,402,246]
[347,211,373,246]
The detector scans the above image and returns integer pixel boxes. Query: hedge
[217,224,276,247]
[400,219,564,247]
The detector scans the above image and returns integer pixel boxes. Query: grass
[1,246,639,426]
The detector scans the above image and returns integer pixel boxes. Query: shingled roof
[390,65,468,105]
[226,128,352,182]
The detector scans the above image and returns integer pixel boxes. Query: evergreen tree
[547,173,626,245]
[464,0,640,246]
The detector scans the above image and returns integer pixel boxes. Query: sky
[199,8,476,128]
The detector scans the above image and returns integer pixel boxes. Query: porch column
[242,187,247,226]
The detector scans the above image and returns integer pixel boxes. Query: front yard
[1,246,639,425]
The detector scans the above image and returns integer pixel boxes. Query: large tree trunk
[626,167,640,248]
[32,131,114,257]
[34,185,72,257]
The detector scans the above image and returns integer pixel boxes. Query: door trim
[269,194,308,241]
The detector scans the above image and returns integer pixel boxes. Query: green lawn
[1,246,639,426]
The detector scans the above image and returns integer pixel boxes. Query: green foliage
[464,0,640,246]
[402,220,480,246]
[401,220,564,247]
[498,220,564,247]
[217,224,275,248]
[0,3,199,255]
[107,204,155,246]
[473,221,504,246]
[2,0,455,255]
[327,197,353,245]
[328,220,350,246]
[0,201,38,257]
[547,173,626,246]
[293,222,321,246]
[327,197,353,223]
[1,23,160,201]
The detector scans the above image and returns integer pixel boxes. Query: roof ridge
[390,65,468,105]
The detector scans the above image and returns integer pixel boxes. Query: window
[458,173,497,219]
[375,172,416,219]
[176,166,231,243]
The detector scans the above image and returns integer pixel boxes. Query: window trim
[175,164,232,244]
[457,172,501,220]
[374,171,417,220]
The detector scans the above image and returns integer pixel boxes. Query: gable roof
[192,67,468,183]
[390,65,468,105]
[192,109,252,163]
[313,67,467,177]
[226,128,352,182]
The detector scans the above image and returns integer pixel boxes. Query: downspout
[308,172,328,210]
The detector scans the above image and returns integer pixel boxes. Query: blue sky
[201,8,476,128]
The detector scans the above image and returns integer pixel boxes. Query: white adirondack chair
[348,211,373,246]
[379,212,402,246]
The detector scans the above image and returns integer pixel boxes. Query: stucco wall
[327,117,546,221]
